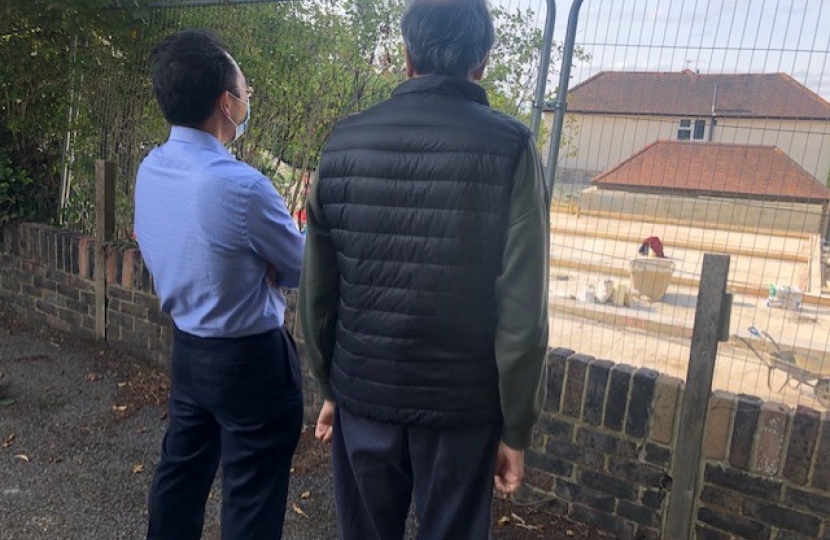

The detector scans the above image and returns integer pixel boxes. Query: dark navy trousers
[332,407,501,540]
[147,326,303,540]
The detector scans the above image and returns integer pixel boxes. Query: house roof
[592,141,830,203]
[561,71,830,119]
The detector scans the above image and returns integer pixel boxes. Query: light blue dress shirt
[134,126,304,338]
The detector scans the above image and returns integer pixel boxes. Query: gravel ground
[0,307,613,540]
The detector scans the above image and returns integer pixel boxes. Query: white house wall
[544,112,830,185]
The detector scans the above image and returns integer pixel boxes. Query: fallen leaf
[567,530,575,536]
[511,512,539,531]
[132,462,145,474]
[290,467,295,473]
[14,454,29,462]
[0,398,14,408]
[87,372,101,382]
[497,515,511,526]
[112,405,127,412]
[160,411,168,421]
[135,427,147,435]
[292,503,309,518]
[117,382,127,388]
[300,491,311,499]
[2,433,14,448]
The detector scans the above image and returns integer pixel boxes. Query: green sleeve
[299,178,339,402]
[494,136,550,449]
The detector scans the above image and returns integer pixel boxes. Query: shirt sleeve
[494,136,550,450]
[246,177,305,288]
[299,177,339,401]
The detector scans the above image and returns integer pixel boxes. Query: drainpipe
[709,83,718,142]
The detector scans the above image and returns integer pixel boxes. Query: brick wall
[2,221,828,540]
[0,222,172,363]
[526,349,830,540]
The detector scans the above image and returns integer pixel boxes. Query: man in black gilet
[300,0,549,538]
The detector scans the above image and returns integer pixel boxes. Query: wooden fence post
[94,160,115,340]
[663,253,731,539]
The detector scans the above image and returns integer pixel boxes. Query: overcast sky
[495,0,830,101]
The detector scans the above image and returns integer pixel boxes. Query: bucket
[629,258,676,302]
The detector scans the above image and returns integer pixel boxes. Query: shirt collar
[168,126,232,156]
[391,75,490,106]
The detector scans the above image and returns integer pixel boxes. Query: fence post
[663,253,731,539]
[94,160,115,340]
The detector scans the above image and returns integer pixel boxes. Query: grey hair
[401,0,495,78]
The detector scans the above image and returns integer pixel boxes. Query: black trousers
[147,326,303,540]
[333,407,501,540]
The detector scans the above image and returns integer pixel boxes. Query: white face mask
[227,92,250,142]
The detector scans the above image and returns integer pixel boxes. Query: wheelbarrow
[735,326,830,408]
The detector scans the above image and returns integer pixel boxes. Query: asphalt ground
[0,307,611,540]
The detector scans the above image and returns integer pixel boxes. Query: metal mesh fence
[546,0,830,410]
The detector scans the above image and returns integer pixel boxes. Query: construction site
[547,207,830,410]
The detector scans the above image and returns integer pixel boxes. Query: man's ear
[404,46,415,79]
[472,55,488,81]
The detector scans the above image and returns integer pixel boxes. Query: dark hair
[401,0,494,78]
[150,30,239,127]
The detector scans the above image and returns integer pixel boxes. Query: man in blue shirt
[134,30,304,540]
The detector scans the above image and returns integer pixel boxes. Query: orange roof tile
[592,141,830,203]
[565,71,830,119]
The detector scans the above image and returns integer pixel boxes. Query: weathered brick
[644,442,672,467]
[537,414,574,442]
[69,233,81,275]
[105,247,122,285]
[703,390,737,461]
[77,237,94,279]
[58,308,83,327]
[641,488,665,510]
[775,531,815,540]
[554,479,615,512]
[525,449,573,478]
[108,310,135,331]
[546,439,604,470]
[107,285,134,302]
[730,394,763,470]
[545,348,571,413]
[576,427,638,459]
[605,364,635,432]
[697,507,770,540]
[134,318,161,340]
[700,484,744,514]
[783,406,821,486]
[139,261,152,292]
[579,469,637,500]
[753,402,790,476]
[33,274,57,292]
[626,368,659,438]
[134,291,161,311]
[524,465,556,492]
[649,374,682,444]
[810,414,830,490]
[741,499,821,537]
[121,248,138,289]
[784,486,830,519]
[635,526,660,540]
[695,524,732,540]
[35,299,58,317]
[119,300,149,319]
[583,359,613,425]
[704,464,782,498]
[608,460,669,489]
[571,504,635,539]
[617,500,659,528]
[563,354,592,419]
